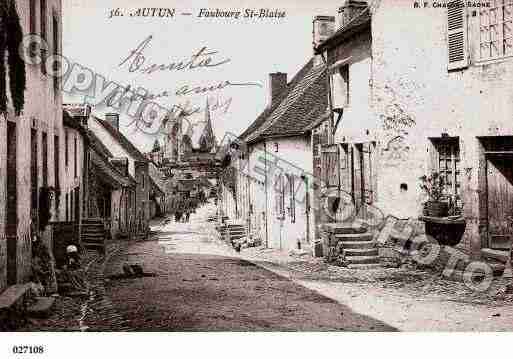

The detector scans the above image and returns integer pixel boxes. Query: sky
[62,0,341,152]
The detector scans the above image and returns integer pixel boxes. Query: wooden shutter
[289,175,296,223]
[447,2,469,70]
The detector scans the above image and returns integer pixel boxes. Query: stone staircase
[81,218,107,253]
[320,223,380,268]
[218,223,246,244]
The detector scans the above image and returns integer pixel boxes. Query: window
[431,137,462,208]
[31,129,38,215]
[331,64,349,108]
[42,132,48,187]
[70,190,74,221]
[30,0,37,34]
[447,2,469,70]
[74,136,77,178]
[275,173,285,219]
[479,0,513,60]
[65,193,69,221]
[65,130,68,167]
[40,0,47,74]
[288,174,296,223]
[54,135,60,217]
[52,13,59,94]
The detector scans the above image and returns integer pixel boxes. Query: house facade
[315,0,513,258]
[88,113,150,238]
[228,16,332,251]
[1,0,63,291]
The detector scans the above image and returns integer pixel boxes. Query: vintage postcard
[0,0,512,356]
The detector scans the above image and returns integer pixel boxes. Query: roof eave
[314,19,371,54]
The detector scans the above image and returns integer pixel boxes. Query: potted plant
[419,171,449,217]
[419,172,466,246]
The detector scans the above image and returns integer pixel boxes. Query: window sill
[472,54,513,66]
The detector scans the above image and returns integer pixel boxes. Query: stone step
[346,255,380,265]
[342,241,376,249]
[0,283,31,310]
[81,230,105,236]
[27,297,55,318]
[321,223,367,234]
[82,242,105,249]
[347,263,382,270]
[335,233,374,242]
[481,248,510,264]
[219,230,246,235]
[81,235,105,242]
[344,248,379,257]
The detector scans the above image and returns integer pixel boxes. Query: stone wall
[0,0,63,291]
[370,0,513,255]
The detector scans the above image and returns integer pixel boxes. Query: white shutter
[447,2,469,70]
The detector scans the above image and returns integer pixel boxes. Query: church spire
[199,97,217,152]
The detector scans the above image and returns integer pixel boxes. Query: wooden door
[487,154,513,250]
[6,122,17,285]
[320,144,340,191]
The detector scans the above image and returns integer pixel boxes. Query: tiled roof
[88,129,113,159]
[259,65,327,138]
[242,59,328,143]
[315,7,371,53]
[239,59,316,142]
[94,117,148,162]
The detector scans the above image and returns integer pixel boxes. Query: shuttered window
[479,0,513,60]
[288,174,296,223]
[447,2,469,70]
[275,173,285,219]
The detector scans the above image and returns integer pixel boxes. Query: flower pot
[424,201,449,217]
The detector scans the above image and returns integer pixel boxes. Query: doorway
[6,121,17,285]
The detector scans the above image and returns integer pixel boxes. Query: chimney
[268,72,287,107]
[105,112,120,130]
[313,15,335,48]
[312,15,335,66]
[336,0,367,30]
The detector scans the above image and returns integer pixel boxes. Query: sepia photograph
[0,0,512,356]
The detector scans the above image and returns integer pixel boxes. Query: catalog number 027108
[12,346,45,354]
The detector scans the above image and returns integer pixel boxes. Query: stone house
[230,17,332,251]
[315,0,513,259]
[48,106,90,257]
[88,113,150,238]
[1,0,63,291]
[148,161,166,218]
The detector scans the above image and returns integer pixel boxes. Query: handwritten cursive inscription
[119,35,231,74]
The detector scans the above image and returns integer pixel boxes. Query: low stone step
[0,283,31,310]
[335,233,374,242]
[81,237,105,243]
[219,232,246,237]
[347,263,382,270]
[27,297,55,318]
[321,223,367,234]
[82,242,105,248]
[346,255,380,265]
[342,241,376,250]
[481,248,510,264]
[344,248,379,257]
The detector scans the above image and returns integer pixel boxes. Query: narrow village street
[18,201,513,332]
[82,204,395,331]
